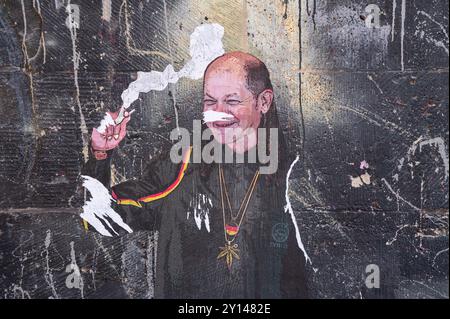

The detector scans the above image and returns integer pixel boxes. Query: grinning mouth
[213,120,238,128]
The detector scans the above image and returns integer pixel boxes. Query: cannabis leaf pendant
[217,242,240,270]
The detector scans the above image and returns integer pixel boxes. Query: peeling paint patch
[350,172,371,188]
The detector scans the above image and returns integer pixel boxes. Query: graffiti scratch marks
[81,175,133,236]
[432,247,449,267]
[382,178,421,212]
[43,230,60,299]
[305,0,317,30]
[29,0,47,64]
[334,104,416,141]
[20,0,36,112]
[66,1,89,162]
[119,0,171,60]
[367,74,384,94]
[407,137,449,180]
[284,155,314,268]
[416,10,449,56]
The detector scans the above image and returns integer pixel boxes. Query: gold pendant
[217,242,240,270]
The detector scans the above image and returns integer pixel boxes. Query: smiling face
[203,63,261,149]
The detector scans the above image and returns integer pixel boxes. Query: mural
[0,0,448,299]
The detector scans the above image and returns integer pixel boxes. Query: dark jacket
[82,146,308,298]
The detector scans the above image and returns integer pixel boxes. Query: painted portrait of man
[83,51,308,298]
[0,0,447,302]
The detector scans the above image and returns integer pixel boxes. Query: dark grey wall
[0,0,448,299]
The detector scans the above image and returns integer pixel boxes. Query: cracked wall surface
[0,0,448,299]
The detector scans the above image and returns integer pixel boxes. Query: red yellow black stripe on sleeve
[111,146,192,208]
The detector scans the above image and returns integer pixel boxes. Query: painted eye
[226,100,241,106]
[204,100,216,106]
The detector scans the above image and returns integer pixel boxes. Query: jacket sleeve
[80,147,190,236]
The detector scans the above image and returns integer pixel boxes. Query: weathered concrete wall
[0,0,448,298]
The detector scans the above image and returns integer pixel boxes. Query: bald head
[202,51,274,150]
[204,51,273,97]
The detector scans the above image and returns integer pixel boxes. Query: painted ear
[258,89,274,114]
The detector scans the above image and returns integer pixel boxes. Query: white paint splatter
[188,193,212,232]
[350,172,371,188]
[120,23,225,109]
[284,155,314,268]
[81,175,133,236]
[202,110,234,123]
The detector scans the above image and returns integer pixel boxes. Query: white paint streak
[334,104,415,140]
[81,175,133,236]
[202,110,234,123]
[101,0,112,22]
[66,1,89,161]
[367,74,383,94]
[432,248,449,266]
[44,230,59,299]
[188,193,212,232]
[120,23,225,109]
[400,0,406,71]
[386,224,412,245]
[284,155,314,268]
[382,178,421,211]
[391,0,397,41]
[162,0,180,135]
[407,137,449,180]
[418,10,449,40]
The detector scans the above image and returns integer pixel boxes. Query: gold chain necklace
[217,164,260,270]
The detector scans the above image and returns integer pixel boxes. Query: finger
[106,124,114,140]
